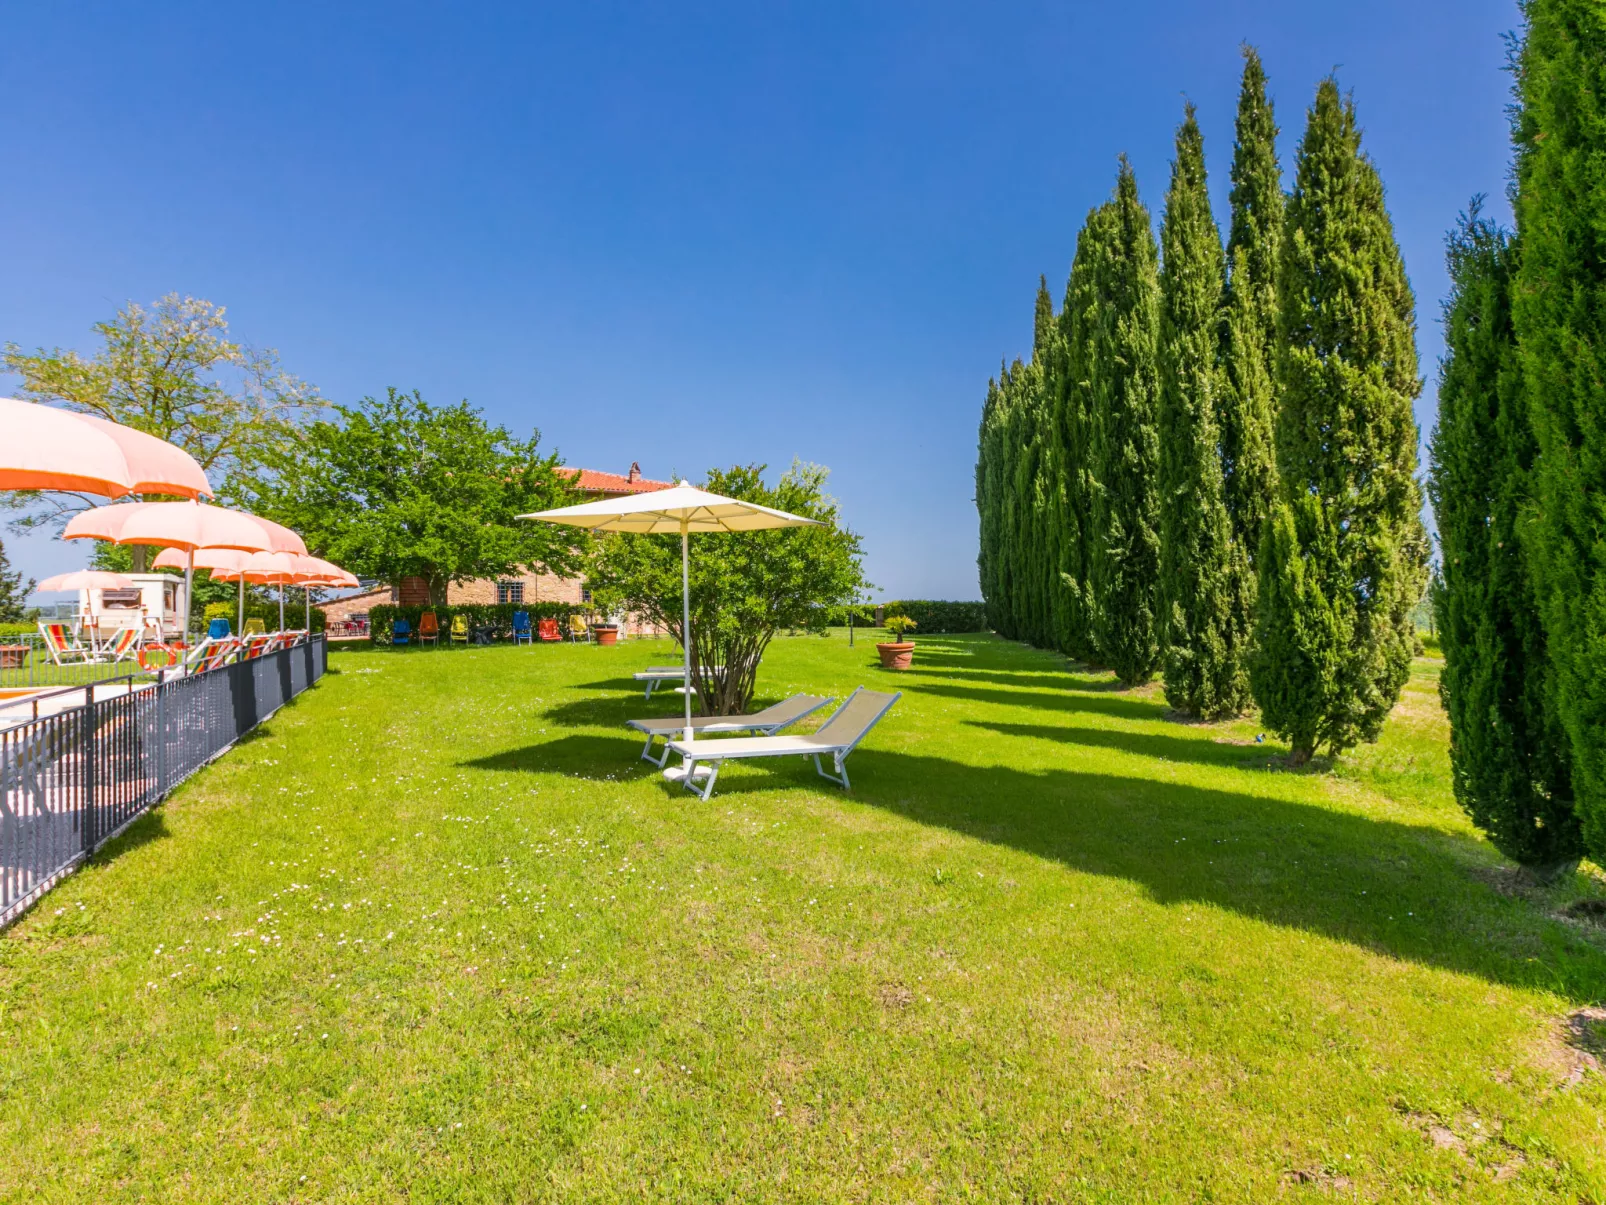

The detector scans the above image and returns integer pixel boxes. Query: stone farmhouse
[319,463,673,630]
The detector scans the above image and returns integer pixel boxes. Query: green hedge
[884,600,988,634]
[202,600,328,633]
[820,601,988,633]
[366,601,583,646]
[0,622,34,639]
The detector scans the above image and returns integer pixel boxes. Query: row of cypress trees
[1430,0,1605,878]
[976,49,1429,763]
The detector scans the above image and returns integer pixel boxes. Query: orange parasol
[0,397,212,499]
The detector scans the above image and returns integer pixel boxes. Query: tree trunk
[1288,745,1313,768]
[428,574,449,607]
[130,545,148,573]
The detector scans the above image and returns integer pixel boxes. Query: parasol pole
[184,547,194,647]
[304,584,310,632]
[237,577,245,635]
[278,582,285,632]
[682,520,693,745]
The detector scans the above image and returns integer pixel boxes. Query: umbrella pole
[682,522,693,745]
[237,577,245,636]
[278,583,285,632]
[184,548,194,648]
[304,586,310,632]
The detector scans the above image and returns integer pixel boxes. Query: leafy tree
[1512,0,1606,857]
[1156,105,1251,718]
[241,388,580,605]
[1429,205,1579,876]
[1252,78,1429,764]
[3,295,322,566]
[1088,158,1163,687]
[1221,45,1283,579]
[0,538,33,623]
[587,462,867,714]
[1054,205,1114,665]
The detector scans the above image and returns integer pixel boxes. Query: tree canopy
[4,294,321,523]
[587,462,866,714]
[241,388,580,604]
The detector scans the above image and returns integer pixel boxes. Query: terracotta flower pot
[593,624,619,646]
[876,641,915,670]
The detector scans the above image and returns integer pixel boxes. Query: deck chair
[392,619,411,647]
[537,618,561,642]
[418,611,439,647]
[567,615,592,643]
[664,687,900,800]
[450,614,469,644]
[627,694,834,767]
[511,611,532,645]
[102,626,142,664]
[38,622,98,666]
[243,632,275,659]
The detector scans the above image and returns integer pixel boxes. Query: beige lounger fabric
[626,694,833,765]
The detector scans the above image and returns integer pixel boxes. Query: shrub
[202,598,328,633]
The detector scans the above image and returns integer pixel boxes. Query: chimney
[628,462,641,483]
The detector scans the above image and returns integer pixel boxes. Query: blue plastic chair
[208,617,232,639]
[392,618,411,647]
[511,610,532,645]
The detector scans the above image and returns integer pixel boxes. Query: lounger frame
[626,695,833,767]
[665,687,900,800]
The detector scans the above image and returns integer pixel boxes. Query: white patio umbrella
[519,481,821,760]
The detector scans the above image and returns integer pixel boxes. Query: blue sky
[2,1,1521,601]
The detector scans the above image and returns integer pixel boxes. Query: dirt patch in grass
[877,982,913,1009]
[1280,1166,1353,1192]
[1560,898,1606,928]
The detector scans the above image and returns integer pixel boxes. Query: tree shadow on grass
[539,690,794,731]
[902,679,1167,723]
[966,719,1268,772]
[519,734,1600,1003]
[462,733,651,782]
[897,665,1130,694]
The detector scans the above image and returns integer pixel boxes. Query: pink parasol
[65,501,307,643]
[0,397,212,499]
[36,569,137,592]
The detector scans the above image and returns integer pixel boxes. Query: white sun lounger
[664,686,900,800]
[626,693,834,767]
[632,665,724,699]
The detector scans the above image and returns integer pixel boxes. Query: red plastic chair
[537,618,562,642]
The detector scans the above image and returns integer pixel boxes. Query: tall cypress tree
[1055,206,1114,665]
[976,374,1007,632]
[1429,206,1580,875]
[997,359,1025,640]
[1157,106,1251,718]
[1512,0,1606,858]
[1221,45,1282,576]
[1252,78,1428,763]
[1088,158,1163,687]
[1029,278,1065,651]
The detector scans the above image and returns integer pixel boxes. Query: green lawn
[2,632,1604,1202]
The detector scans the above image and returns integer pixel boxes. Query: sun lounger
[664,686,900,800]
[632,665,725,699]
[626,694,834,767]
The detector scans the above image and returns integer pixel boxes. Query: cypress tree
[1156,105,1251,718]
[1429,206,1580,875]
[1221,45,1282,575]
[1252,78,1428,763]
[975,373,1007,632]
[1088,158,1163,687]
[1055,206,1114,665]
[1512,0,1606,858]
[1029,278,1064,651]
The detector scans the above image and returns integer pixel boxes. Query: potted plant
[592,619,620,646]
[876,614,917,670]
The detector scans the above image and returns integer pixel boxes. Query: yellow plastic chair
[450,614,470,644]
[243,617,267,637]
[567,614,592,643]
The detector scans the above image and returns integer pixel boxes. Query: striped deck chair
[38,622,98,666]
[102,626,142,664]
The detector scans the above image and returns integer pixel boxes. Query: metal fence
[0,635,326,926]
[0,632,161,693]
